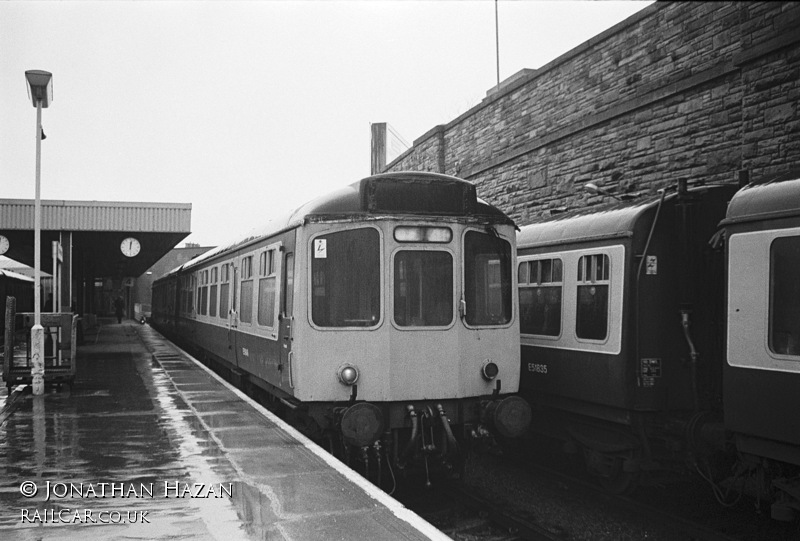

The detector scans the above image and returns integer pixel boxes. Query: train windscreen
[464,231,512,326]
[394,250,453,327]
[311,228,380,327]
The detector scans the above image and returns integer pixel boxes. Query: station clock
[0,235,9,256]
[120,237,141,257]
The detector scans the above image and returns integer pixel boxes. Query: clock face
[121,237,141,257]
[0,235,8,255]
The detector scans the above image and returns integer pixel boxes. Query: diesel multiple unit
[150,172,531,482]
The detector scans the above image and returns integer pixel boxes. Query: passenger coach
[516,181,736,493]
[517,177,800,519]
[721,177,800,520]
[151,172,531,482]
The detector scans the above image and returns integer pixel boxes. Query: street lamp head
[584,182,600,195]
[584,182,622,201]
[25,70,53,108]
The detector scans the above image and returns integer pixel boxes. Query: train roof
[721,176,800,226]
[517,184,732,249]
[166,172,514,277]
[0,269,35,283]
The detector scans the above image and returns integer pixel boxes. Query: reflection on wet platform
[0,321,445,540]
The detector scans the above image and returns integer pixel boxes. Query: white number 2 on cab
[314,239,327,259]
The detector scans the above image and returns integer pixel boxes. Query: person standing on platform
[114,296,124,324]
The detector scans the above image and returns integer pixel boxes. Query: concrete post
[31,99,44,396]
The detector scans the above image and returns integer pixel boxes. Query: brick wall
[384,2,800,225]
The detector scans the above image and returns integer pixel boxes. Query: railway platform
[0,319,448,541]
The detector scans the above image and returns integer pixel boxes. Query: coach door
[279,252,295,389]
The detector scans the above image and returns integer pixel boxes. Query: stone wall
[384,2,800,225]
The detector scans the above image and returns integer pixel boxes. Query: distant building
[131,244,214,320]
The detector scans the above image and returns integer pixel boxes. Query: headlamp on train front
[337,364,360,386]
[481,359,499,381]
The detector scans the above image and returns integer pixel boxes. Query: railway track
[396,481,559,541]
[439,484,566,541]
[469,442,798,541]
[395,443,796,541]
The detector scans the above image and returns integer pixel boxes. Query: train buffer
[3,296,77,390]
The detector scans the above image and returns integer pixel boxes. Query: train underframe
[301,395,530,491]
[170,333,531,491]
[528,402,800,520]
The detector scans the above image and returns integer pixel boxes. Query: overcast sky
[2,1,652,248]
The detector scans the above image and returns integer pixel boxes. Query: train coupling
[482,395,533,439]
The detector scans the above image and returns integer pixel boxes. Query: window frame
[198,269,209,316]
[255,243,282,334]
[390,246,456,330]
[239,254,255,325]
[219,263,231,319]
[209,266,218,318]
[575,253,611,342]
[308,225,384,331]
[519,245,624,355]
[769,235,800,358]
[518,257,564,339]
[461,228,515,330]
[189,273,196,315]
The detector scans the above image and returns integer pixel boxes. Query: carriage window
[197,277,202,315]
[184,276,191,314]
[576,254,610,340]
[312,228,380,327]
[394,251,453,327]
[179,277,186,314]
[219,264,230,318]
[189,274,196,313]
[199,270,209,316]
[464,231,512,326]
[209,267,218,318]
[258,249,277,327]
[519,258,563,336]
[240,256,253,324]
[770,236,800,356]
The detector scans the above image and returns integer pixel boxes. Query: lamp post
[25,70,53,396]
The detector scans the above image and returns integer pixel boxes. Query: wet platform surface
[0,321,448,540]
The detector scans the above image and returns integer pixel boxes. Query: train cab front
[327,357,532,488]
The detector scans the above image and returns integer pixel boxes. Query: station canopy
[0,199,192,278]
